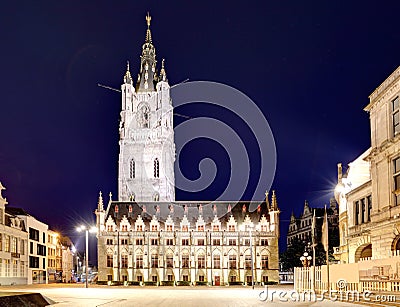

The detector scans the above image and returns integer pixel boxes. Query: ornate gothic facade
[95,14,280,285]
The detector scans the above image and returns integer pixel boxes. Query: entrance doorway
[214,276,220,286]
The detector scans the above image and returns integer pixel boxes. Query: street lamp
[76,225,97,288]
[300,251,312,267]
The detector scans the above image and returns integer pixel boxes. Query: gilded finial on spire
[146,12,151,28]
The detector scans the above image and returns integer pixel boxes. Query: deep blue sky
[1,0,399,253]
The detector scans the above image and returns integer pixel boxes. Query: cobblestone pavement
[0,284,368,306]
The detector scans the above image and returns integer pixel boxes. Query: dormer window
[228,225,235,232]
[213,225,220,231]
[182,225,188,232]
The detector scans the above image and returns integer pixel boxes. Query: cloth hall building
[95,14,280,286]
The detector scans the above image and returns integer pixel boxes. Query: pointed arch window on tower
[154,158,159,178]
[129,159,135,179]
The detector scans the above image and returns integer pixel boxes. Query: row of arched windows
[128,158,160,179]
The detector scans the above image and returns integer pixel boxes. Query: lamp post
[300,251,312,268]
[76,225,97,288]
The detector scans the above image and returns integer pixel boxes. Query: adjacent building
[95,14,280,285]
[0,182,28,285]
[334,65,400,263]
[287,198,339,248]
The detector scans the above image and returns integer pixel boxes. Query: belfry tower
[118,13,175,202]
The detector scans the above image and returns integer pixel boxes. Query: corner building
[96,14,280,285]
[334,65,400,263]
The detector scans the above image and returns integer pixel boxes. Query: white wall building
[0,182,29,285]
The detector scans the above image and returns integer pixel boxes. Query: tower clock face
[136,103,150,128]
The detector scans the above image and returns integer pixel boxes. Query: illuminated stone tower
[118,13,175,202]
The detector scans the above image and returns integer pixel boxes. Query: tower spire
[136,12,157,92]
[159,58,167,82]
[123,60,132,84]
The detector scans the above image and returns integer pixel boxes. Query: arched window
[154,193,159,201]
[129,159,135,179]
[154,158,159,178]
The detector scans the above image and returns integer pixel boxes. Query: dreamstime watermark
[258,279,397,303]
[122,81,277,221]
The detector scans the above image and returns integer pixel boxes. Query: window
[151,255,158,268]
[136,239,143,245]
[136,255,143,269]
[122,275,128,282]
[228,239,236,246]
[0,234,2,251]
[355,200,360,225]
[229,255,237,269]
[30,242,33,254]
[198,275,205,282]
[154,193,159,201]
[0,209,3,224]
[20,261,24,277]
[37,244,46,256]
[151,239,158,245]
[393,96,400,136]
[107,225,113,232]
[213,239,220,246]
[182,225,188,232]
[107,275,112,281]
[244,239,250,246]
[245,255,252,269]
[13,260,17,277]
[166,255,173,268]
[11,237,17,253]
[167,274,174,281]
[43,233,46,243]
[182,239,189,246]
[137,275,143,282]
[367,195,372,222]
[197,225,204,231]
[107,255,113,267]
[5,259,10,276]
[246,275,253,284]
[228,225,235,232]
[106,239,113,245]
[121,255,128,268]
[213,255,220,269]
[361,198,366,224]
[151,225,158,231]
[20,240,25,255]
[395,157,400,205]
[182,255,189,268]
[29,228,39,241]
[154,158,160,178]
[183,275,189,281]
[166,239,173,245]
[261,225,267,231]
[260,239,268,246]
[136,225,143,231]
[121,239,128,245]
[213,225,220,231]
[129,159,135,179]
[152,275,158,282]
[262,275,269,283]
[198,255,205,269]
[5,235,10,252]
[230,275,236,282]
[197,239,204,246]
[122,225,128,232]
[29,256,39,268]
[166,225,173,231]
[261,255,268,269]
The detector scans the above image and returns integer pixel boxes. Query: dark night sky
[1,0,399,254]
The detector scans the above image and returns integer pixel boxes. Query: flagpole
[312,210,316,292]
[324,206,330,292]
